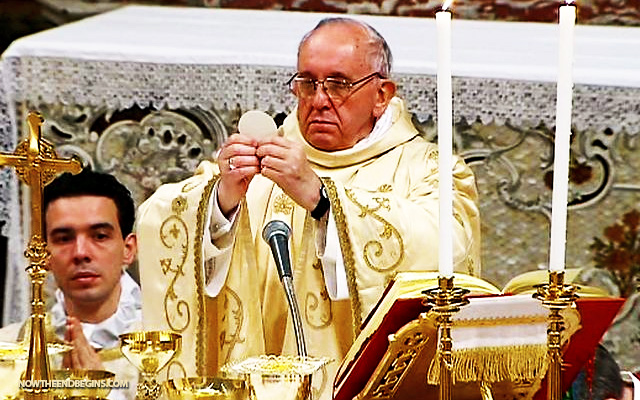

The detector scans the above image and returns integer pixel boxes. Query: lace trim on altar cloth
[0,62,28,326]
[2,57,640,135]
[399,75,640,135]
[2,57,299,112]
[0,62,17,238]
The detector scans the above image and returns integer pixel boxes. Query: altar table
[1,5,639,326]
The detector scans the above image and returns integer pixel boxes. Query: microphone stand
[262,220,308,358]
[282,275,307,357]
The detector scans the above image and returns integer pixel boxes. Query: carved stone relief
[14,102,639,291]
[26,103,235,205]
[411,115,640,288]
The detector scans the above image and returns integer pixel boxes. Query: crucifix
[0,111,82,397]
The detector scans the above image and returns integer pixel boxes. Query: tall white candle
[436,5,454,278]
[549,3,576,273]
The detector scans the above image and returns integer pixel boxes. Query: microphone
[261,220,292,280]
[262,220,307,357]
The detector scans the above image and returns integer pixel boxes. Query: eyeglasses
[287,72,384,104]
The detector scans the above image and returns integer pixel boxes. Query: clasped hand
[217,133,321,218]
[62,316,104,370]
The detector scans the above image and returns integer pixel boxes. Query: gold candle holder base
[423,276,470,400]
[533,271,578,400]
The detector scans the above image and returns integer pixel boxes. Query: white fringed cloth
[427,294,580,391]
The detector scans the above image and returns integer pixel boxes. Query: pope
[137,16,481,399]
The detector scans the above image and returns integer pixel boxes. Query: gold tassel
[427,344,549,384]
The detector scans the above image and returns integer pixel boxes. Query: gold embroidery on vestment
[273,193,295,215]
[172,196,187,215]
[454,211,464,228]
[159,216,190,333]
[193,174,219,374]
[311,366,329,400]
[344,188,404,273]
[181,178,201,193]
[219,287,245,364]
[428,149,438,163]
[305,259,333,329]
[323,178,363,336]
[465,257,475,275]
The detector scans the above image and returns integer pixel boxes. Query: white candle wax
[549,4,576,273]
[436,9,454,278]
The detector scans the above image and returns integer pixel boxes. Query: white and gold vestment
[136,97,481,399]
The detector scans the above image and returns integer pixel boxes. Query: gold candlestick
[0,111,82,398]
[423,276,470,400]
[533,271,578,400]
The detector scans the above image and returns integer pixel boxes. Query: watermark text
[19,379,129,390]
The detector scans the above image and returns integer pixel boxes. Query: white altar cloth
[4,5,640,87]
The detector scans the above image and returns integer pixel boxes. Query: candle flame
[441,0,453,11]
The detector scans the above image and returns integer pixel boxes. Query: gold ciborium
[51,369,115,399]
[119,331,181,400]
[164,376,251,400]
[224,355,330,400]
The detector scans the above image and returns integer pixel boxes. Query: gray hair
[298,17,393,77]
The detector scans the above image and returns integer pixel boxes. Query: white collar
[50,272,142,349]
[351,104,394,151]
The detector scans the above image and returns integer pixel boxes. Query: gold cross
[0,111,82,240]
[0,111,82,393]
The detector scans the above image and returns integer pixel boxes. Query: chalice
[119,331,181,400]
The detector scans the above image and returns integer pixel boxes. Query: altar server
[0,169,139,400]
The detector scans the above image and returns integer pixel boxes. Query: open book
[333,270,624,400]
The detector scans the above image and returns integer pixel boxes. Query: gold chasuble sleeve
[136,161,265,379]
